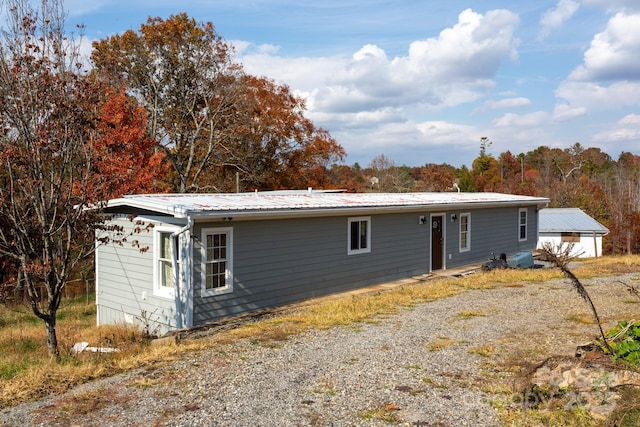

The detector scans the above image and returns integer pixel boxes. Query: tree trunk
[45,316,59,360]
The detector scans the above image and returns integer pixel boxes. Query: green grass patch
[565,314,599,325]
[457,310,487,320]
[360,403,401,423]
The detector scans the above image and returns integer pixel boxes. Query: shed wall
[537,232,603,258]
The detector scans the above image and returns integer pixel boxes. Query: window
[201,227,233,296]
[459,213,470,252]
[153,227,178,299]
[348,217,371,255]
[518,208,528,241]
[561,232,580,243]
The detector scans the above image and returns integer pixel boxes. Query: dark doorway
[431,215,444,271]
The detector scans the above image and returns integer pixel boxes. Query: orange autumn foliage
[80,88,168,201]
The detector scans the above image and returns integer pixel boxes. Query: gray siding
[192,212,430,325]
[191,206,538,326]
[95,204,542,332]
[96,216,177,334]
[445,206,539,268]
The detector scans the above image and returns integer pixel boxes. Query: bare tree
[539,242,612,352]
[0,0,103,358]
[368,154,414,192]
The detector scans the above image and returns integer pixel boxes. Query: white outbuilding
[537,208,609,258]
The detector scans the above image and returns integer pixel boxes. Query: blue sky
[59,0,640,168]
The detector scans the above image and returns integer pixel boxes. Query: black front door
[431,215,443,270]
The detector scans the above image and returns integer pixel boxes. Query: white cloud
[619,113,640,124]
[581,0,640,13]
[332,118,481,165]
[416,121,477,145]
[236,8,521,165]
[556,80,640,110]
[593,113,640,143]
[539,0,579,40]
[593,126,640,142]
[399,9,519,83]
[240,51,339,93]
[552,103,587,121]
[475,97,531,112]
[569,12,640,81]
[311,107,405,129]
[240,8,519,115]
[493,111,551,128]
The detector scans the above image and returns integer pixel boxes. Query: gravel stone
[0,272,637,426]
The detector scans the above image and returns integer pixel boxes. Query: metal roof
[538,208,609,234]
[104,191,549,220]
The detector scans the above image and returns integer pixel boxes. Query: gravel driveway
[1,272,637,426]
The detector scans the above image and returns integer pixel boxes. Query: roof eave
[185,198,549,221]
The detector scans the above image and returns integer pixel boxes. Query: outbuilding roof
[103,191,550,221]
[539,208,608,234]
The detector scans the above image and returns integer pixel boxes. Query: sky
[48,1,640,167]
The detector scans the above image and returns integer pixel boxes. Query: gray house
[537,208,609,258]
[95,191,549,334]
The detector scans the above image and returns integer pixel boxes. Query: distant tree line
[325,142,640,256]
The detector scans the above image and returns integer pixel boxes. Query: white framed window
[153,226,179,299]
[201,227,233,297]
[518,208,528,241]
[348,216,371,255]
[459,212,471,252]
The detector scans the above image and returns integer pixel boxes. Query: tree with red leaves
[91,13,344,193]
[0,0,163,358]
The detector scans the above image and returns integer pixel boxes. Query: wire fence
[0,273,96,307]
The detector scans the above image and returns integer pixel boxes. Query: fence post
[83,272,89,305]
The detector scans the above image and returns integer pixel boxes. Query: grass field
[1,255,639,425]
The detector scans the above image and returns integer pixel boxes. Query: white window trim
[153,225,179,299]
[459,212,471,252]
[201,227,234,297]
[518,208,528,242]
[347,216,371,255]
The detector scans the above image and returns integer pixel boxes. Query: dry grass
[225,279,466,344]
[501,408,597,427]
[427,336,458,352]
[457,310,487,319]
[605,386,640,426]
[0,298,94,381]
[574,254,640,277]
[455,268,563,290]
[359,402,402,423]
[422,375,448,388]
[0,297,208,408]
[468,344,496,357]
[1,254,638,414]
[31,386,134,426]
[564,313,600,325]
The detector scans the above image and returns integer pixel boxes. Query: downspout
[172,216,193,330]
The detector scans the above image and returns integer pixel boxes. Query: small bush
[604,321,640,366]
